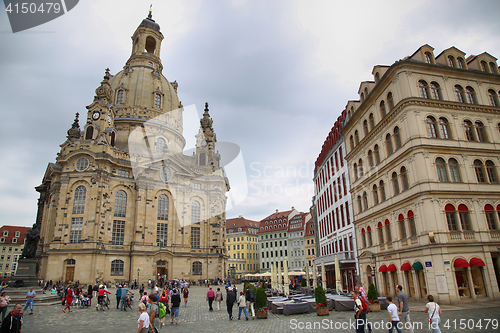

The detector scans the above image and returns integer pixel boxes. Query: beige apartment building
[0,226,29,280]
[35,13,228,284]
[226,216,260,279]
[342,45,500,304]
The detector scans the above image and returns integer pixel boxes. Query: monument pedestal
[14,258,38,287]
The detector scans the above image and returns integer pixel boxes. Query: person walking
[22,287,35,315]
[170,289,181,325]
[355,284,372,333]
[0,304,22,333]
[147,294,160,333]
[62,286,73,313]
[87,284,93,306]
[226,287,236,320]
[245,284,256,320]
[115,285,122,309]
[351,290,365,333]
[396,285,414,333]
[206,287,215,312]
[424,295,442,333]
[136,303,150,333]
[387,296,402,333]
[120,284,130,311]
[215,287,223,311]
[158,290,169,327]
[0,292,10,323]
[237,291,249,320]
[183,286,189,307]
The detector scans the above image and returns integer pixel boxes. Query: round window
[160,166,171,182]
[75,158,89,172]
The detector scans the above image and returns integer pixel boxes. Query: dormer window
[481,61,489,72]
[447,55,456,67]
[425,52,433,64]
[154,93,161,108]
[116,90,124,104]
[457,57,465,69]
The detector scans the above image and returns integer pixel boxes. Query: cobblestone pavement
[6,285,500,333]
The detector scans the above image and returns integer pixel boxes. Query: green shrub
[367,283,379,302]
[301,278,306,287]
[314,285,327,307]
[255,287,268,310]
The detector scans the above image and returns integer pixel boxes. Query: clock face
[92,111,100,120]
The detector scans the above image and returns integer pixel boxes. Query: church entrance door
[157,267,167,280]
[65,267,75,283]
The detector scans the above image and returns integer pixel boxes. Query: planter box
[316,306,329,316]
[256,309,268,319]
[370,303,381,312]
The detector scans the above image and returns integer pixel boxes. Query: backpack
[360,297,370,313]
[158,302,166,319]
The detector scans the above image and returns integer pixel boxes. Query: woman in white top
[424,294,442,333]
[137,303,150,333]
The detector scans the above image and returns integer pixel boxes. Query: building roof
[288,212,309,232]
[226,216,260,235]
[258,209,297,234]
[0,225,30,245]
[305,218,315,237]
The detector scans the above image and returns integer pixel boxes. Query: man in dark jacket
[245,285,256,319]
[170,289,181,325]
[1,304,22,333]
[226,287,236,320]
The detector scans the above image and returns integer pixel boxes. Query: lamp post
[137,268,140,289]
[370,254,378,294]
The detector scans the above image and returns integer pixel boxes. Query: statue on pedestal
[21,223,40,259]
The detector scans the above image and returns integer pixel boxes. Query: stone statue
[21,224,40,259]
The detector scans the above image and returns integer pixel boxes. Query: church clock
[92,110,100,120]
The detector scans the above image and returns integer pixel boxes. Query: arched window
[387,92,394,110]
[116,90,124,104]
[484,204,497,230]
[358,159,363,177]
[145,36,156,53]
[386,134,393,155]
[354,130,360,145]
[192,261,202,275]
[375,72,380,83]
[368,150,374,167]
[401,166,409,190]
[369,113,375,130]
[110,132,116,147]
[360,92,365,102]
[367,226,373,246]
[114,190,127,217]
[380,100,386,118]
[157,222,168,247]
[436,158,448,182]
[447,55,456,67]
[398,214,407,239]
[374,145,380,165]
[361,228,367,248]
[439,118,450,139]
[394,127,402,149]
[157,194,169,220]
[408,210,417,237]
[156,138,167,153]
[424,52,433,64]
[364,87,369,98]
[488,89,499,107]
[486,160,497,183]
[464,120,475,141]
[191,200,201,224]
[454,85,465,103]
[489,62,498,74]
[418,80,429,99]
[111,259,124,276]
[385,219,392,244]
[465,86,476,104]
[353,163,358,181]
[426,116,438,138]
[85,126,94,140]
[458,204,471,231]
[445,204,458,231]
[73,185,86,214]
[349,136,354,150]
[362,192,368,211]
[457,57,465,69]
[372,185,379,205]
[154,93,161,108]
[474,160,485,183]
[475,121,486,142]
[392,172,399,195]
[448,158,461,182]
[199,153,206,166]
[481,60,489,72]
[363,120,369,136]
[430,82,441,100]
[378,221,385,244]
[379,180,386,201]
[357,195,362,212]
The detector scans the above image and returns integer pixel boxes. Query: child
[387,296,402,333]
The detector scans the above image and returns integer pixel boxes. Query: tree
[314,285,327,307]
[255,287,268,310]
[367,283,379,303]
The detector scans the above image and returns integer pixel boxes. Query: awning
[469,258,485,267]
[387,264,397,272]
[454,258,469,268]
[401,263,411,271]
[378,265,387,272]
[412,262,423,270]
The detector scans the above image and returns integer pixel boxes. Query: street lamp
[370,254,378,294]
[137,269,140,289]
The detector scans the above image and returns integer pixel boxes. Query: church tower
[35,11,229,284]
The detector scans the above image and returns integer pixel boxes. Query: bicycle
[96,295,110,311]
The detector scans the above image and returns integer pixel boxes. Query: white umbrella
[335,256,342,293]
[284,260,289,296]
[312,264,317,289]
[305,265,310,287]
[321,260,326,290]
[277,262,282,292]
[271,264,275,290]
[288,271,304,276]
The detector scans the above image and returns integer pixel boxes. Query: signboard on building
[435,273,448,294]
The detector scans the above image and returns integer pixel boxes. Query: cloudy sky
[1,0,500,227]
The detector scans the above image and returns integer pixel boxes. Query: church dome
[139,16,160,32]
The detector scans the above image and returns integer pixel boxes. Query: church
[34,11,229,284]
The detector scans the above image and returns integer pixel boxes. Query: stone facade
[342,45,500,304]
[35,13,228,285]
